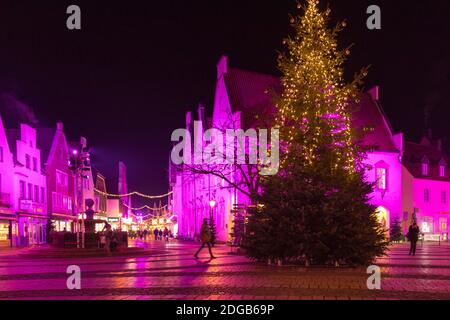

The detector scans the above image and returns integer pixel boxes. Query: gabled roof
[5,129,19,155]
[223,68,281,128]
[36,128,56,165]
[222,66,398,153]
[403,141,450,182]
[4,129,22,165]
[352,92,399,153]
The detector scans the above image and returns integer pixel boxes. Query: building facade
[172,56,449,243]
[6,124,48,246]
[38,123,76,232]
[0,115,15,246]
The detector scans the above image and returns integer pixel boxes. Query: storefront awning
[51,213,78,221]
[17,213,50,220]
[0,213,17,221]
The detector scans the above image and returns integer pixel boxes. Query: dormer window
[421,156,430,176]
[422,163,429,176]
[440,166,446,178]
[439,159,446,178]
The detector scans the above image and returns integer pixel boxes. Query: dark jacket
[408,225,420,242]
[200,223,211,243]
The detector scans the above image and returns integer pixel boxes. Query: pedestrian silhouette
[194,219,216,259]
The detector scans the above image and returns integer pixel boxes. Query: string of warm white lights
[122,203,168,212]
[94,188,173,199]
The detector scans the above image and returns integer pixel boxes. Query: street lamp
[209,199,216,224]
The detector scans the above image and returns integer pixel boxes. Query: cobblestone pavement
[1,240,450,300]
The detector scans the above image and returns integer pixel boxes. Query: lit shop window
[422,218,433,233]
[376,167,387,190]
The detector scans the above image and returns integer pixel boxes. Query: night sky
[0,0,449,204]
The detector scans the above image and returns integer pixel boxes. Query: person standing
[153,228,159,241]
[159,229,163,241]
[102,222,113,255]
[407,222,420,256]
[194,219,216,259]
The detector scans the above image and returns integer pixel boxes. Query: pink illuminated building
[0,115,15,246]
[37,123,76,232]
[6,123,48,246]
[172,56,450,243]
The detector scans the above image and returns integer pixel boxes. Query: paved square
[1,240,450,300]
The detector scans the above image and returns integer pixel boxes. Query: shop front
[417,214,449,242]
[0,215,18,247]
[51,213,78,232]
[17,214,48,246]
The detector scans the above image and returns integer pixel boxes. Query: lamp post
[209,200,216,222]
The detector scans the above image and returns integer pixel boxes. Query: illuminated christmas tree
[277,0,367,171]
[244,0,387,266]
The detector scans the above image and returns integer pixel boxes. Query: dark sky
[0,0,449,204]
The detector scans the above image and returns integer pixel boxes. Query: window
[424,189,430,203]
[0,146,3,162]
[32,157,37,172]
[27,183,32,200]
[442,191,447,204]
[440,166,446,178]
[422,217,433,233]
[34,185,39,203]
[25,155,31,169]
[56,170,68,187]
[19,181,26,199]
[440,218,448,232]
[422,163,429,176]
[41,187,45,204]
[376,168,387,190]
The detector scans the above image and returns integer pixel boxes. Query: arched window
[375,161,389,191]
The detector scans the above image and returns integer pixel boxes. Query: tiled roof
[403,141,450,182]
[352,92,399,153]
[224,68,281,129]
[223,68,398,152]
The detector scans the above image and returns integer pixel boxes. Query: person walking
[194,219,216,259]
[159,229,163,241]
[153,228,159,241]
[163,227,169,242]
[102,222,113,255]
[407,222,420,256]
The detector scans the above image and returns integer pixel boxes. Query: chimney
[56,122,63,131]
[198,103,206,126]
[217,55,228,80]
